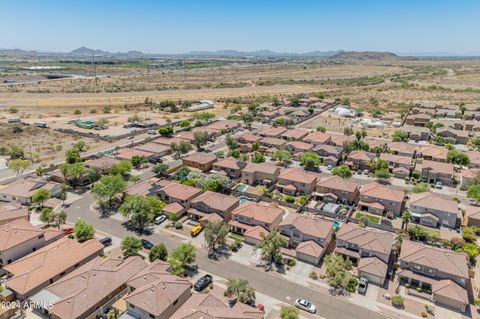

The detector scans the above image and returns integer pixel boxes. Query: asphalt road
[65,190,389,319]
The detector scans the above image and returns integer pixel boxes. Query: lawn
[247,186,266,196]
[355,212,381,224]
[229,233,245,242]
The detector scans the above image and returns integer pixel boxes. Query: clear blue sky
[2,0,479,54]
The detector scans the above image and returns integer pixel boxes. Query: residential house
[436,128,470,145]
[302,132,332,145]
[212,157,247,179]
[188,191,239,222]
[0,177,62,204]
[279,214,334,265]
[258,127,286,138]
[126,178,163,196]
[402,125,430,142]
[363,137,388,152]
[181,153,217,172]
[467,150,480,169]
[229,201,284,235]
[388,142,417,158]
[122,261,192,319]
[135,142,171,157]
[379,153,413,172]
[414,160,454,186]
[405,113,431,126]
[0,220,63,268]
[276,168,318,195]
[315,175,360,205]
[3,238,104,299]
[463,110,480,121]
[259,137,286,149]
[0,202,29,226]
[330,133,353,147]
[397,240,469,312]
[31,256,146,319]
[236,132,261,144]
[152,137,185,147]
[284,141,314,154]
[465,205,480,227]
[280,129,309,141]
[335,223,394,286]
[84,157,120,174]
[241,162,281,186]
[206,120,240,133]
[157,182,203,208]
[460,168,479,188]
[315,144,343,165]
[436,108,462,118]
[243,226,270,246]
[161,202,187,219]
[116,148,153,161]
[417,145,448,162]
[358,182,405,216]
[345,150,375,170]
[409,193,460,228]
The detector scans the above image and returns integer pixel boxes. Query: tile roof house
[379,153,413,171]
[284,141,314,154]
[467,150,480,169]
[241,162,281,186]
[302,132,332,145]
[329,133,353,147]
[276,168,318,195]
[122,261,193,319]
[84,157,120,174]
[243,226,270,246]
[397,240,470,312]
[259,137,286,149]
[345,150,376,170]
[229,201,284,234]
[280,129,309,141]
[315,175,360,205]
[0,201,29,226]
[116,148,154,161]
[417,145,448,162]
[212,157,247,179]
[126,178,163,196]
[314,144,343,162]
[363,137,388,152]
[401,125,431,142]
[3,238,104,299]
[157,182,203,208]
[0,220,63,268]
[189,191,239,222]
[152,137,185,146]
[135,142,171,157]
[414,160,454,187]
[359,182,405,215]
[237,132,261,144]
[465,205,480,227]
[335,223,394,285]
[31,256,146,319]
[279,214,334,264]
[405,113,431,127]
[409,192,459,229]
[0,177,62,205]
[206,120,240,132]
[182,153,217,172]
[460,168,479,188]
[436,128,470,145]
[388,142,417,158]
[258,127,286,138]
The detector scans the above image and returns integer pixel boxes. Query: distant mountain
[69,47,110,56]
[187,49,343,57]
[329,51,399,61]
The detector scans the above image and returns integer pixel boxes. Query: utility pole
[92,53,97,87]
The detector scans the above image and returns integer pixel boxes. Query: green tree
[316,126,326,133]
[86,167,101,183]
[119,196,157,230]
[65,148,82,164]
[271,150,292,166]
[254,230,286,266]
[229,149,240,159]
[241,112,255,130]
[459,102,467,116]
[461,242,479,264]
[153,163,169,176]
[158,126,174,137]
[39,208,55,225]
[92,175,126,209]
[446,150,470,166]
[462,226,477,243]
[8,146,24,159]
[170,141,192,158]
[331,165,352,178]
[251,141,259,152]
[73,141,87,152]
[168,242,196,276]
[54,210,68,229]
[215,150,225,158]
[467,184,480,204]
[401,210,412,230]
[203,179,224,192]
[392,130,408,142]
[225,134,239,151]
[225,278,256,304]
[324,254,352,293]
[172,166,191,181]
[59,162,85,188]
[109,160,133,177]
[74,219,95,242]
[149,244,169,262]
[280,306,299,319]
[57,184,68,205]
[370,159,389,172]
[344,127,354,136]
[121,236,143,257]
[8,159,31,176]
[193,131,209,150]
[300,152,320,170]
[411,183,429,193]
[251,152,265,163]
[204,221,229,255]
[407,225,428,241]
[350,139,369,151]
[130,155,143,168]
[32,188,51,207]
[374,168,390,180]
[179,120,191,128]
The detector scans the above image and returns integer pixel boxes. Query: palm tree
[401,210,412,230]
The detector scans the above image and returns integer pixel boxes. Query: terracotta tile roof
[388,142,417,156]
[206,120,240,131]
[183,153,217,165]
[279,214,331,240]
[214,157,246,170]
[315,144,342,156]
[465,205,480,221]
[286,141,314,152]
[158,182,203,201]
[336,223,394,255]
[162,202,185,214]
[176,131,195,141]
[126,261,171,289]
[461,168,479,179]
[0,220,45,251]
[258,127,287,137]
[467,150,480,165]
[295,240,323,258]
[232,202,284,224]
[237,132,260,143]
[83,157,119,171]
[135,142,170,154]
[415,160,454,175]
[0,177,60,199]
[242,162,279,175]
[357,200,384,210]
[409,192,458,215]
[152,137,185,146]
[357,257,387,278]
[38,256,146,319]
[303,132,332,144]
[0,202,28,224]
[363,137,388,150]
[329,133,352,146]
[418,145,448,160]
[393,167,410,174]
[191,191,238,212]
[200,212,223,224]
[244,226,269,241]
[360,182,405,203]
[4,238,104,296]
[347,150,375,162]
[259,137,286,147]
[280,129,309,140]
[399,240,469,279]
[126,178,162,196]
[278,168,317,184]
[316,175,360,193]
[116,148,153,160]
[432,279,468,304]
[379,153,412,166]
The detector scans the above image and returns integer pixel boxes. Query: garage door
[358,271,383,286]
[434,294,465,312]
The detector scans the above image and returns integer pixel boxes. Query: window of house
[412,264,422,271]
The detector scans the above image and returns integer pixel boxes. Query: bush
[230,240,243,252]
[421,312,427,318]
[285,258,296,267]
[284,196,295,203]
[309,271,319,280]
[391,295,404,308]
[346,277,358,293]
[175,222,183,229]
[416,287,422,293]
[405,283,411,288]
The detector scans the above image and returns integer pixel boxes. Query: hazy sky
[2,0,479,54]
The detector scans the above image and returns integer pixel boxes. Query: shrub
[474,298,480,306]
[391,295,404,308]
[405,283,411,288]
[346,277,358,293]
[175,222,183,229]
[416,287,422,292]
[74,109,81,115]
[309,271,318,280]
[284,196,295,203]
[285,258,296,267]
[421,312,427,318]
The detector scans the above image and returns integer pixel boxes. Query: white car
[154,215,167,225]
[435,181,442,189]
[327,164,333,170]
[295,298,316,313]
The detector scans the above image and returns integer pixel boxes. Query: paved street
[64,190,389,319]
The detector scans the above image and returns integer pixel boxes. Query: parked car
[147,130,157,135]
[191,225,203,237]
[362,169,369,175]
[256,304,265,312]
[358,277,368,294]
[127,135,134,139]
[193,274,213,291]
[63,227,74,235]
[154,215,167,225]
[141,239,154,250]
[99,237,113,247]
[435,181,443,189]
[148,156,163,164]
[327,164,333,170]
[295,298,316,313]
[357,169,363,174]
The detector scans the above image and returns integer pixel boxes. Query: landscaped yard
[229,233,245,242]
[246,186,267,196]
[355,212,381,224]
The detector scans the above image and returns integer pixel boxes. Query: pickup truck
[194,274,213,291]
